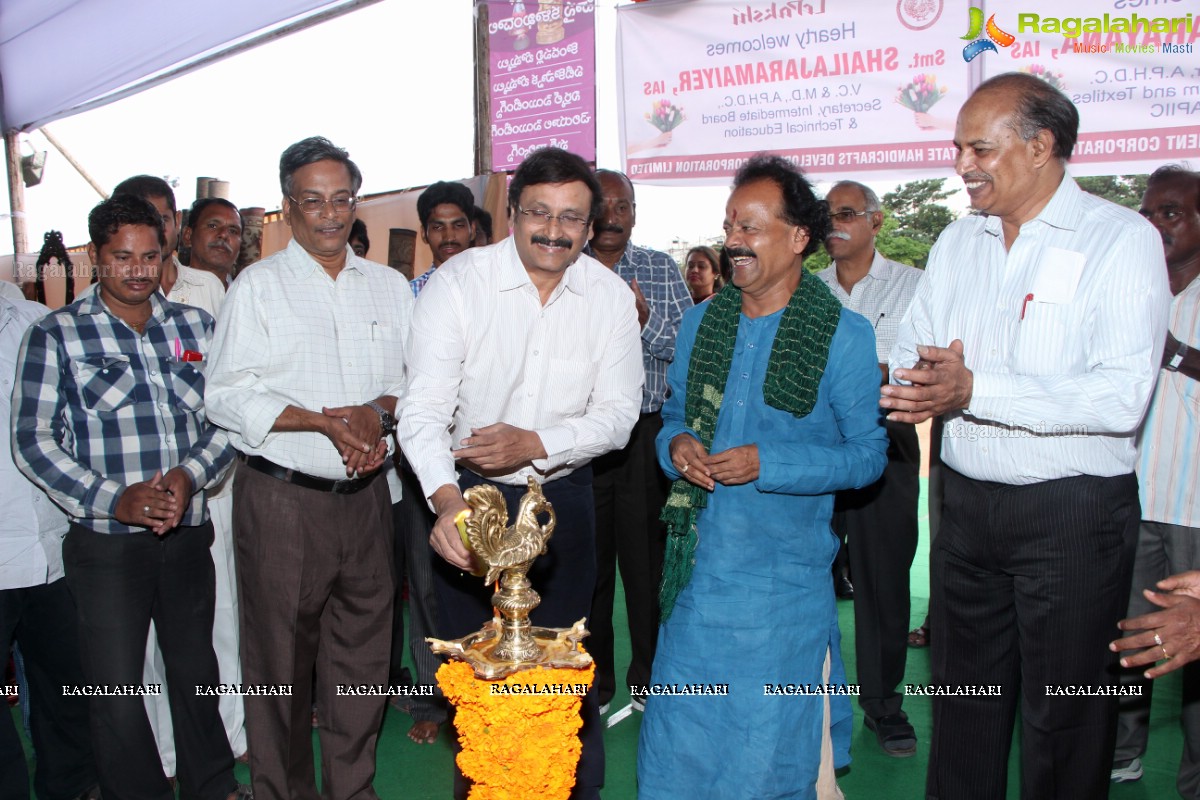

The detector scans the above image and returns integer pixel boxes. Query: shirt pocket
[1010,302,1079,377]
[166,361,206,412]
[365,322,405,387]
[75,355,141,412]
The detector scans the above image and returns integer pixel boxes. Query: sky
[0,0,962,259]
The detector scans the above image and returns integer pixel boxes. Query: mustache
[594,222,625,235]
[531,234,573,249]
[962,172,991,182]
[826,231,852,241]
[724,247,755,260]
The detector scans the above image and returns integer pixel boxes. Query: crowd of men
[1,68,1198,800]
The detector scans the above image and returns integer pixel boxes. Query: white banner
[616,0,1200,185]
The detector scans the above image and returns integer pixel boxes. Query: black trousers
[434,468,603,800]
[63,523,235,800]
[0,577,95,800]
[589,411,667,705]
[832,420,919,720]
[926,468,1139,800]
[389,458,448,723]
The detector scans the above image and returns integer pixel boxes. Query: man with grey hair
[816,180,923,757]
[883,72,1169,797]
[206,136,414,799]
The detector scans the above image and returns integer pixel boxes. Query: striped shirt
[890,175,1170,484]
[1137,276,1200,527]
[817,251,923,362]
[398,237,644,500]
[12,291,231,534]
[584,241,692,413]
[205,239,413,481]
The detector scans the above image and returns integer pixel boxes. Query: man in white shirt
[817,180,923,758]
[398,147,644,800]
[205,137,413,799]
[884,72,1170,798]
[0,295,99,800]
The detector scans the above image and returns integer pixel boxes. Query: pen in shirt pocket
[874,313,885,330]
[371,321,378,341]
[1020,293,1034,321]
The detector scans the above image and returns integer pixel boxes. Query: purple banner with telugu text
[485,0,597,172]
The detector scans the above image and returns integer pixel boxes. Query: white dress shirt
[0,296,67,590]
[1137,277,1200,527]
[817,251,923,362]
[398,237,644,502]
[890,175,1170,484]
[205,239,413,481]
[168,258,224,317]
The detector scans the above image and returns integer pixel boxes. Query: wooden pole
[4,129,28,258]
[38,127,108,199]
[473,1,492,177]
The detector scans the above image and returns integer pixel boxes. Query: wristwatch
[1167,342,1189,373]
[365,400,397,436]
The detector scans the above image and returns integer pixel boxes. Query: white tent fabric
[0,0,365,132]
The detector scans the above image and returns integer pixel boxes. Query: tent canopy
[0,0,371,132]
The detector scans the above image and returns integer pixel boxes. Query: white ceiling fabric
[0,0,363,132]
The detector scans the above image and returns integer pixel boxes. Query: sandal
[907,625,930,648]
[865,713,917,758]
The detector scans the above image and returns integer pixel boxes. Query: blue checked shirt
[584,242,692,413]
[410,264,438,297]
[12,291,232,534]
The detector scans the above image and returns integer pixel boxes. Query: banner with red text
[616,0,1200,185]
[485,0,597,172]
[980,1,1200,176]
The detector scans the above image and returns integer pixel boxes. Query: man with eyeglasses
[205,136,414,799]
[583,169,691,716]
[815,180,924,758]
[398,147,644,800]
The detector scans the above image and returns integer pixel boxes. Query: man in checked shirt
[583,168,692,714]
[12,195,245,800]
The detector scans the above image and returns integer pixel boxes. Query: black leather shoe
[865,713,917,757]
[835,575,854,600]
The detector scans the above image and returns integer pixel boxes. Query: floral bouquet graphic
[645,99,686,132]
[895,74,948,113]
[1020,64,1067,92]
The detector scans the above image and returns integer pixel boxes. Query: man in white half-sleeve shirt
[398,147,643,800]
[205,136,413,800]
[882,72,1170,798]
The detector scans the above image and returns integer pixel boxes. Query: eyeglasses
[289,195,357,215]
[517,206,589,233]
[829,210,872,223]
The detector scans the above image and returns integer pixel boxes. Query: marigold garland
[437,660,595,800]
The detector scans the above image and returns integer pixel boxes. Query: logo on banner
[896,0,943,32]
[960,7,1014,62]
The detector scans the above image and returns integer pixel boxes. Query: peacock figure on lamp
[428,476,592,679]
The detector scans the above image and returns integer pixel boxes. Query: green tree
[1075,174,1149,210]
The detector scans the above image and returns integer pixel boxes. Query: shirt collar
[499,236,590,297]
[979,173,1080,238]
[78,285,171,323]
[281,238,361,278]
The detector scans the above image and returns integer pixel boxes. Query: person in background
[410,182,476,294]
[584,168,692,714]
[817,179,923,758]
[472,205,494,247]
[183,199,243,288]
[0,293,100,800]
[1110,165,1200,788]
[348,218,370,259]
[684,245,723,304]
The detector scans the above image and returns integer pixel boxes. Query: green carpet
[16,478,1192,796]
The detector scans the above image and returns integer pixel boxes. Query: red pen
[1020,293,1034,321]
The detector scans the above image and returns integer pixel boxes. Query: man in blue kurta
[637,155,888,799]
